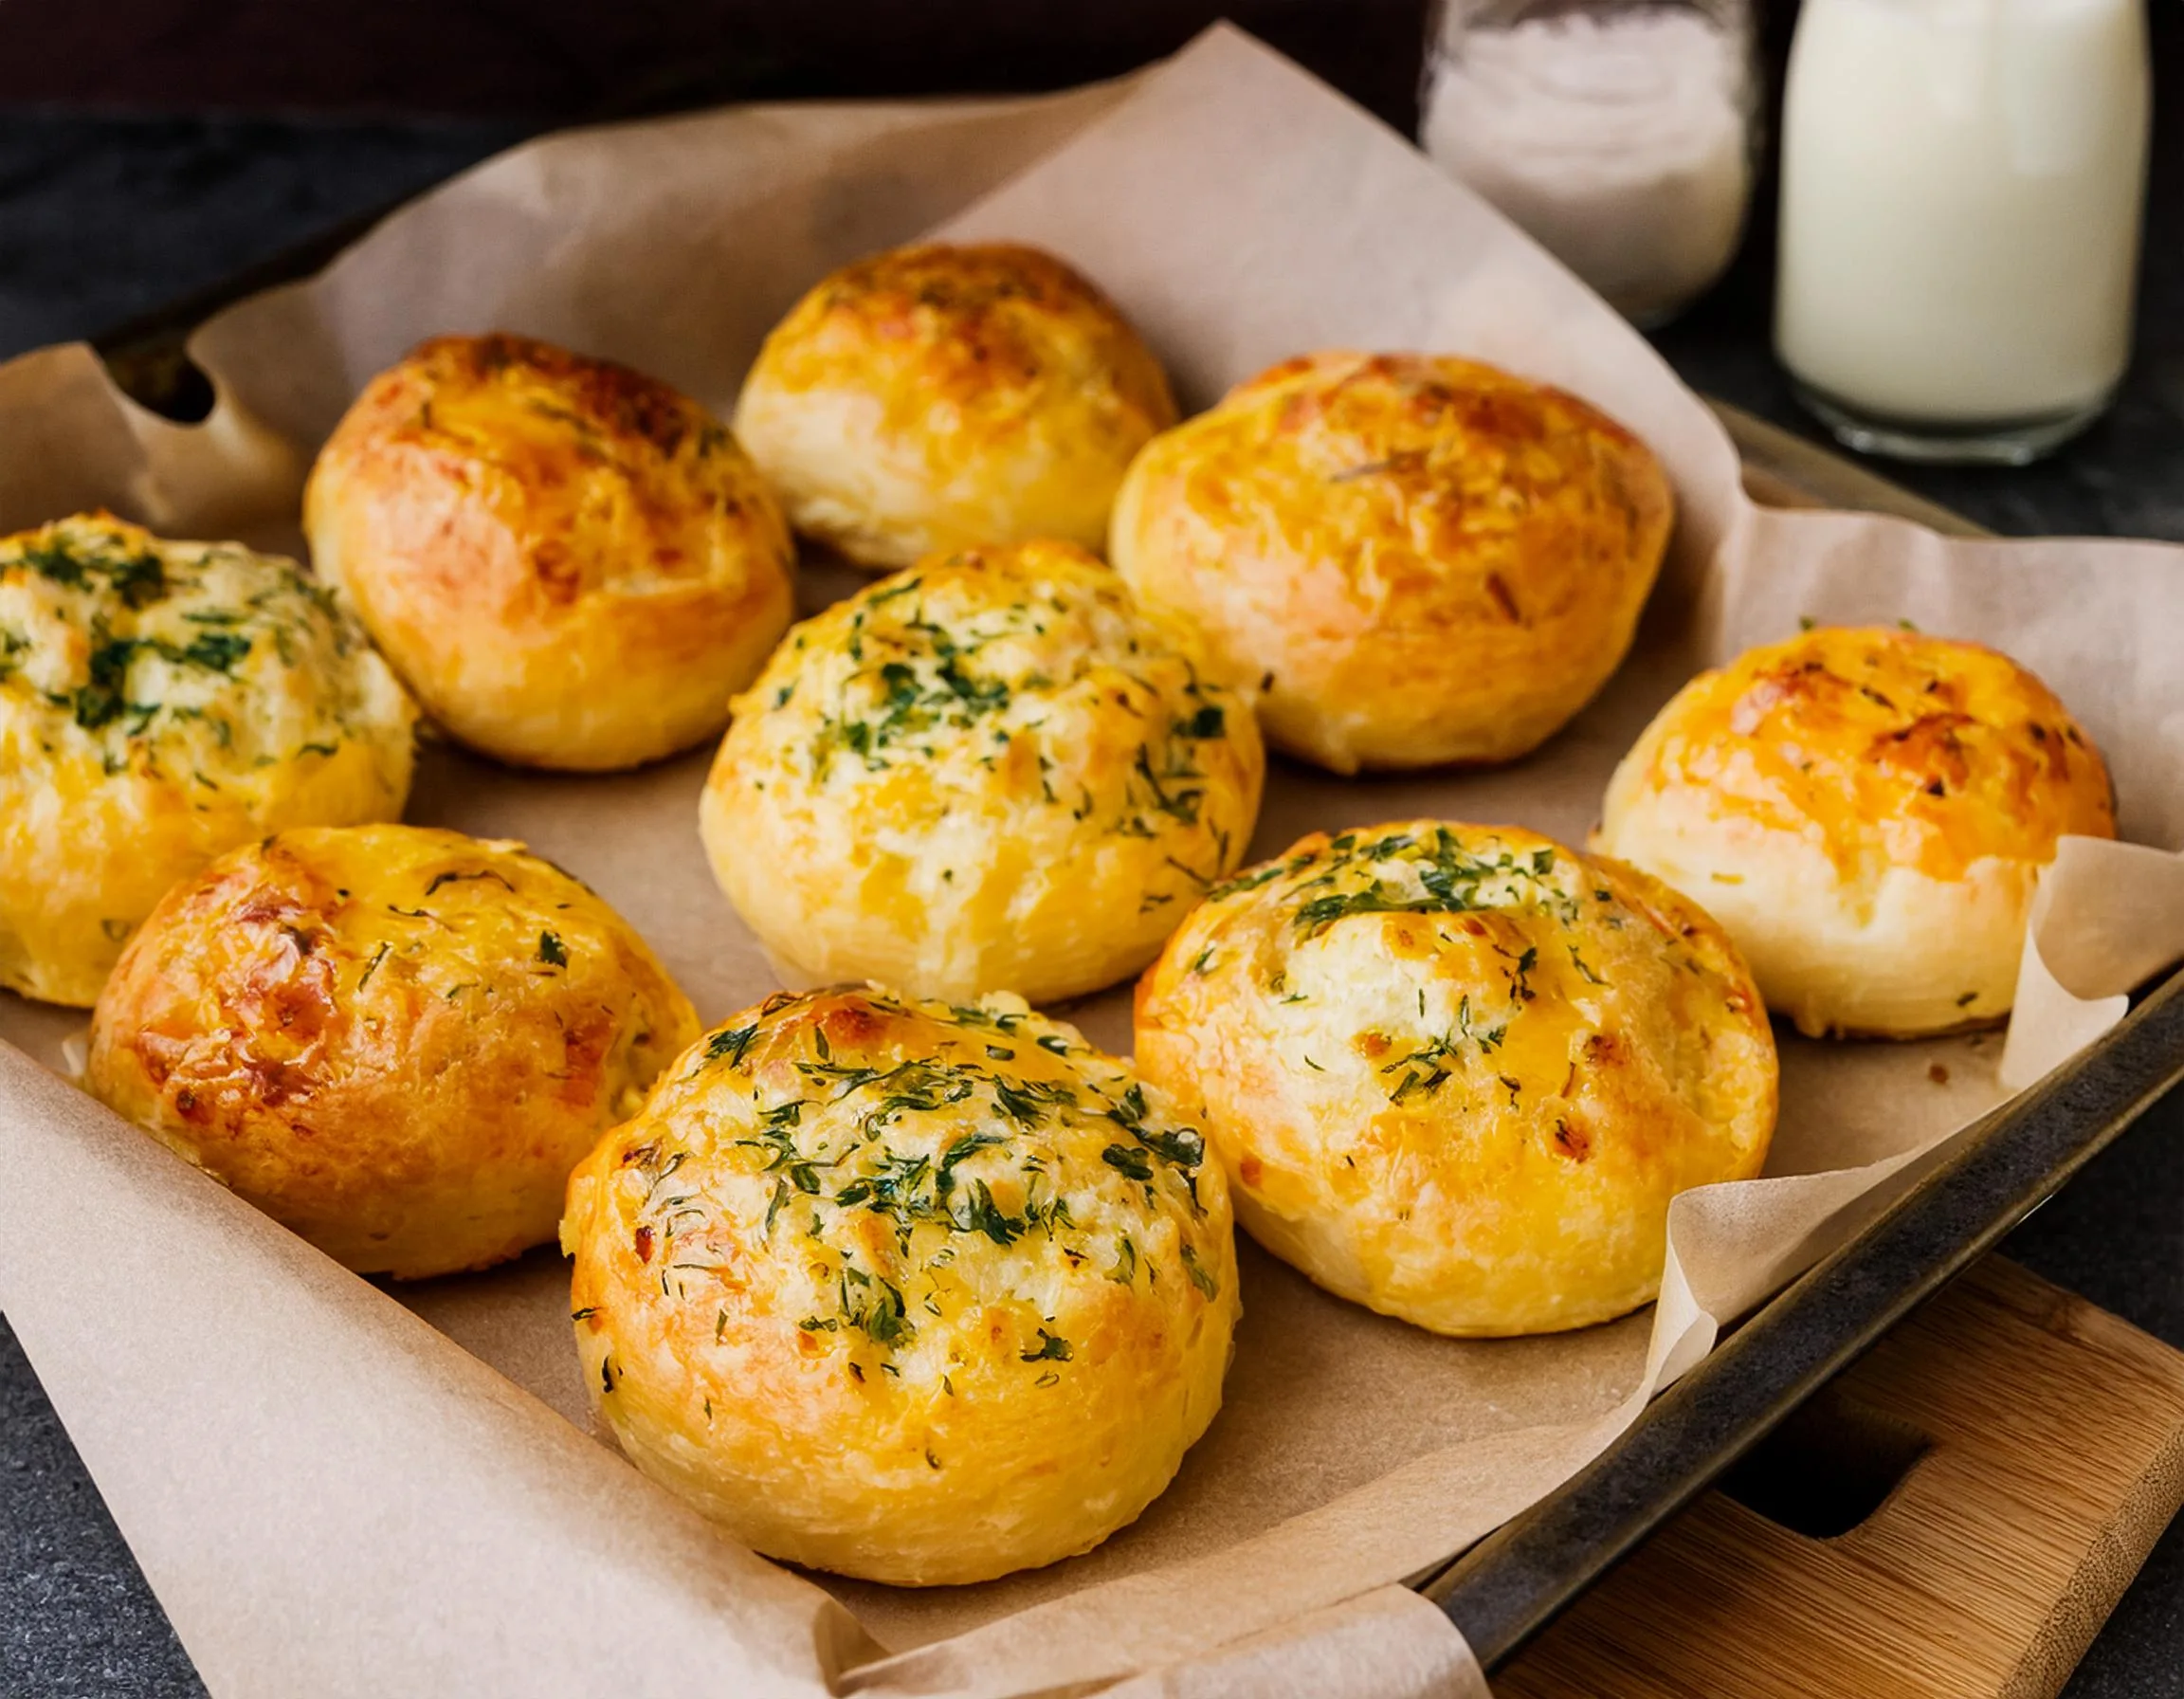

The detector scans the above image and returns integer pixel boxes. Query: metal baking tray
[79,229,2184,1681]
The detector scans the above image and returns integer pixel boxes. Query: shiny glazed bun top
[304,333,794,772]
[701,539,1264,1004]
[1595,625,2117,1037]
[1109,351,1674,774]
[1136,821,1776,1337]
[84,823,699,1278]
[0,513,414,1007]
[733,243,1177,569]
[563,985,1238,1585]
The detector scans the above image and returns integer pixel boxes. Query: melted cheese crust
[1108,351,1674,774]
[562,985,1238,1585]
[84,824,699,1277]
[304,334,795,771]
[733,243,1177,570]
[0,514,415,1006]
[701,539,1264,1003]
[1595,626,2117,1036]
[1135,822,1775,1337]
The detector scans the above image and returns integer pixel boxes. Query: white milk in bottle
[1774,0,2151,462]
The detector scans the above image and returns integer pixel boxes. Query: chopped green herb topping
[703,1023,761,1069]
[838,1264,915,1348]
[1181,1244,1219,1299]
[641,997,1218,1362]
[1289,831,1571,935]
[20,534,167,606]
[1101,1142,1155,1181]
[772,565,1247,884]
[1379,995,1509,1101]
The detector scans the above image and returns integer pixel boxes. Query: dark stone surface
[2,26,2182,1689]
[0,114,524,361]
[0,0,1432,128]
[0,1314,204,1699]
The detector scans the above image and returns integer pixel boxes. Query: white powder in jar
[1421,7,1753,325]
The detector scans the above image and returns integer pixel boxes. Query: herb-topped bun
[562,984,1238,1585]
[1594,626,2118,1038]
[733,243,1177,570]
[1108,352,1674,775]
[700,539,1264,1004]
[1135,822,1776,1337]
[0,513,415,1007]
[84,824,699,1278]
[303,334,795,772]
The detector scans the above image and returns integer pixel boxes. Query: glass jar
[1775,0,2152,464]
[1420,0,1760,327]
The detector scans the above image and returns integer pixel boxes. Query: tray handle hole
[1718,1385,1931,1539]
[100,343,216,425]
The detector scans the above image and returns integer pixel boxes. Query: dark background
[1,3,2180,1694]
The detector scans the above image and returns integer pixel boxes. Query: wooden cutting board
[1492,408,2184,1699]
[1493,1256,2184,1699]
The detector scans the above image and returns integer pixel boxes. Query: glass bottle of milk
[1774,0,2151,464]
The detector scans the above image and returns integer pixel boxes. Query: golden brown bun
[1108,352,1674,775]
[84,824,699,1277]
[0,513,415,1007]
[700,539,1264,1003]
[1135,821,1775,1337]
[303,334,794,772]
[1594,626,2118,1038]
[733,243,1177,570]
[562,984,1238,1585]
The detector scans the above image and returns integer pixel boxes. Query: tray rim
[61,206,2184,1682]
[1421,965,2184,1666]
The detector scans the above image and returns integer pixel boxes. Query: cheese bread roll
[85,824,699,1278]
[733,243,1176,570]
[701,539,1263,1003]
[1594,626,2117,1038]
[1136,822,1775,1337]
[1108,352,1674,774]
[563,985,1237,1585]
[0,513,414,1008]
[304,334,794,772]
